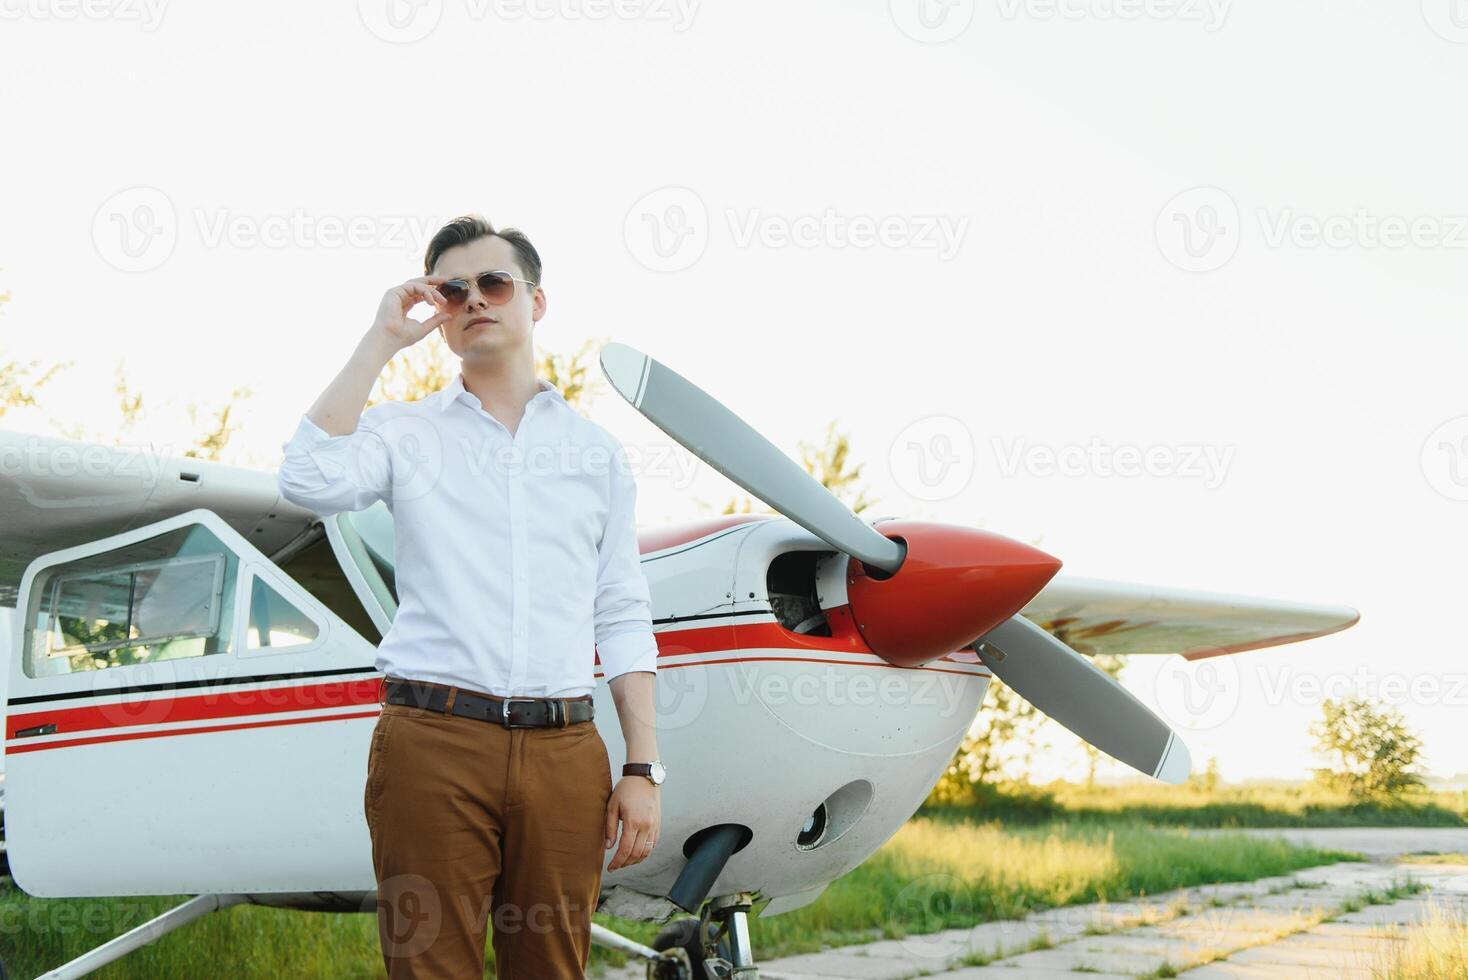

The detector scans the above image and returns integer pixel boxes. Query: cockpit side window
[24,524,238,678]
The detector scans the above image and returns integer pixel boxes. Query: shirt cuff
[284,412,368,483]
[597,630,659,683]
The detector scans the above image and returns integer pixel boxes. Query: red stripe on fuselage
[5,709,384,755]
[8,620,988,753]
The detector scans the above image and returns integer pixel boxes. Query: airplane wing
[1019,574,1359,661]
[0,428,317,606]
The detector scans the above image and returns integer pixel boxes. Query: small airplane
[0,343,1357,979]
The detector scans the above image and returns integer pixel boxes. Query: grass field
[1370,901,1468,979]
[922,779,1468,829]
[0,816,1354,978]
[1400,853,1468,866]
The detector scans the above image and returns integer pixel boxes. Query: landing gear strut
[649,891,760,980]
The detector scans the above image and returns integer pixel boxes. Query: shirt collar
[436,371,566,414]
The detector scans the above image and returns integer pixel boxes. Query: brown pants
[364,677,614,978]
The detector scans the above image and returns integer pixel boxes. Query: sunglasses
[437,269,537,310]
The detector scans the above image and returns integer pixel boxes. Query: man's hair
[423,214,542,286]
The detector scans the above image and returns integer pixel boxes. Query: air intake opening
[767,550,834,636]
[795,779,874,851]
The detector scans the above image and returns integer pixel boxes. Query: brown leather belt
[382,677,594,729]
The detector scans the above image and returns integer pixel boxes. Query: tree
[928,674,1054,805]
[40,355,255,463]
[371,341,457,408]
[1187,756,1222,794]
[695,418,878,517]
[1310,697,1425,801]
[796,419,877,515]
[537,337,607,413]
[960,679,1048,784]
[183,383,255,461]
[0,284,67,420]
[934,606,1128,797]
[368,334,605,415]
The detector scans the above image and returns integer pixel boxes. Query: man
[277,215,664,978]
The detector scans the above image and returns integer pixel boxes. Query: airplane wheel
[648,917,728,980]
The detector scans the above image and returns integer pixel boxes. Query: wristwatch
[623,760,666,787]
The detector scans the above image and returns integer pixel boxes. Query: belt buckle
[500,697,538,729]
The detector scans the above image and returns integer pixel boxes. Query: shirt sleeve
[594,437,659,684]
[277,409,393,516]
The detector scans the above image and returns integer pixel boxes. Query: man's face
[431,235,545,361]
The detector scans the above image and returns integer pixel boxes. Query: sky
[1,1,1465,783]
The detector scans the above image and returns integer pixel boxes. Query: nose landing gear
[649,892,760,980]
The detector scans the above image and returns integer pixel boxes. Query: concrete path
[1192,826,1468,860]
[598,829,1468,979]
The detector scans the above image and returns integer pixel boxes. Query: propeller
[971,615,1191,783]
[599,340,1189,783]
[598,343,906,574]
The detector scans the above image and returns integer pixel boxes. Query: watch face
[649,760,666,785]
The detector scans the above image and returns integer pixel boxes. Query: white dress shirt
[276,371,659,698]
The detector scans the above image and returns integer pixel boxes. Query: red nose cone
[845,520,1062,668]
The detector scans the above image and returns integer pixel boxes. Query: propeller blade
[973,615,1191,784]
[599,342,906,573]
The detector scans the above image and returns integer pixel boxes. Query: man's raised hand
[372,276,451,351]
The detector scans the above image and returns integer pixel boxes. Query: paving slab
[1331,897,1439,926]
[991,945,1170,974]
[1175,965,1280,978]
[939,969,1133,979]
[1226,938,1377,970]
[1266,929,1405,951]
[605,850,1468,979]
[1194,827,1468,860]
[755,950,915,978]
